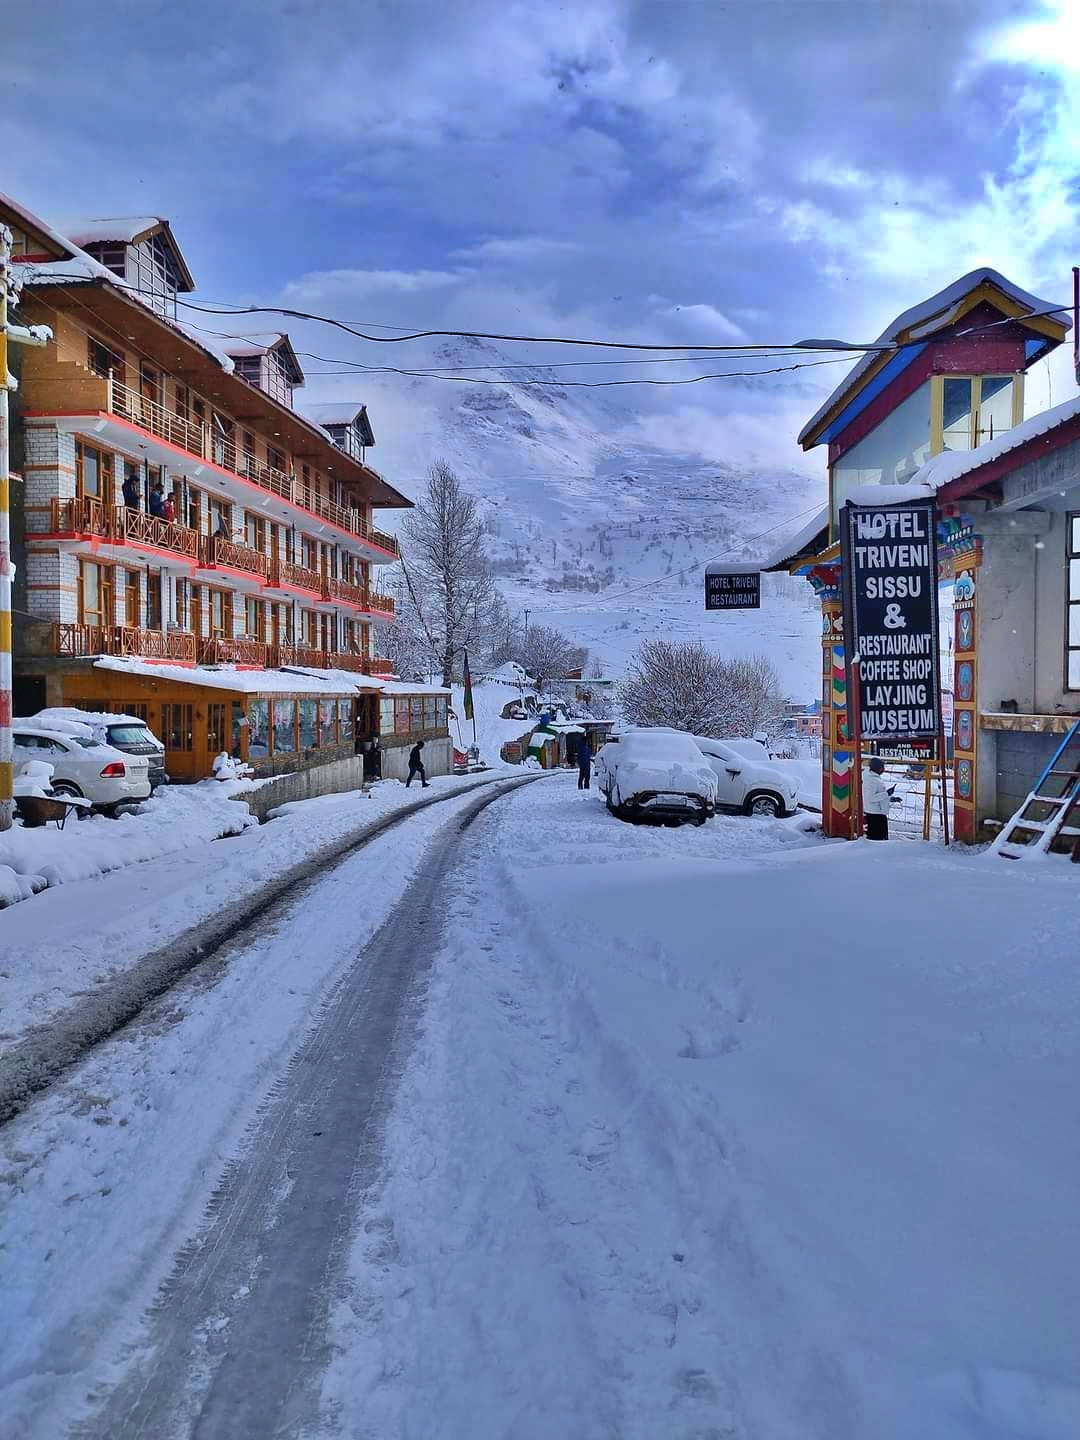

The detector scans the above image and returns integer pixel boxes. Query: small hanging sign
[704,565,761,610]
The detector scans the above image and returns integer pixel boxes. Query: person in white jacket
[862,756,894,840]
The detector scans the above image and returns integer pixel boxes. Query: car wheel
[745,791,782,818]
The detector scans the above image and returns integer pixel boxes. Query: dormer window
[70,218,195,319]
[234,355,263,387]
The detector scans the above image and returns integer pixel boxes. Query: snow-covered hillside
[311,340,826,701]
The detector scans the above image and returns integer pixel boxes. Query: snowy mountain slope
[315,339,826,700]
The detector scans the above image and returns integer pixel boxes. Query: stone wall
[380,736,453,782]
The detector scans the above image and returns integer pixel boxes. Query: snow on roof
[64,217,165,246]
[760,504,829,570]
[0,191,79,259]
[92,658,450,698]
[303,402,368,426]
[798,268,1071,447]
[94,658,362,695]
[909,391,1080,495]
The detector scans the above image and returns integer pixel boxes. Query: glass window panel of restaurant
[207,703,226,753]
[163,703,193,752]
[436,697,448,728]
[319,699,337,747]
[424,697,437,730]
[273,699,297,754]
[410,698,423,732]
[1068,515,1080,691]
[299,698,318,750]
[338,700,355,742]
[248,699,270,757]
[380,698,395,735]
[231,701,246,758]
[395,698,410,734]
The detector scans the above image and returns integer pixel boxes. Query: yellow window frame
[929,372,1024,455]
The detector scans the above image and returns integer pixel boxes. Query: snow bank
[0,784,253,900]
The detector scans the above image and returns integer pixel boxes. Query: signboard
[840,499,941,741]
[705,567,760,610]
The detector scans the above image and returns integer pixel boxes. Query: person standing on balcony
[149,482,166,519]
[163,492,176,523]
[406,739,429,788]
[122,471,141,510]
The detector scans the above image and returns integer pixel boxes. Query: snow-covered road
[2,774,1078,1439]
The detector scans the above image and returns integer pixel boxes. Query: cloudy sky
[5,0,1078,478]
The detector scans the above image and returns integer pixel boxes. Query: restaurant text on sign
[704,568,760,611]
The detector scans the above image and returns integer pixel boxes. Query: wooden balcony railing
[51,497,200,561]
[115,507,200,558]
[268,558,324,595]
[324,575,366,607]
[273,642,330,669]
[201,534,269,578]
[198,636,270,666]
[365,591,395,617]
[48,375,400,555]
[368,657,396,676]
[53,622,197,661]
[326,651,372,674]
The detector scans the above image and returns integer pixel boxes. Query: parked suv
[12,723,152,812]
[692,736,799,817]
[28,708,168,789]
[595,730,717,825]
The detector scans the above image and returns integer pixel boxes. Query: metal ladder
[991,720,1080,860]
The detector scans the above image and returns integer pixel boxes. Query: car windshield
[106,725,154,746]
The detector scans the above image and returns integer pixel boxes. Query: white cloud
[282,269,464,302]
[449,237,583,263]
[655,302,747,342]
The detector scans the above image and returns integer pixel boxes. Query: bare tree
[400,460,498,687]
[618,641,787,737]
[618,640,732,734]
[515,623,586,690]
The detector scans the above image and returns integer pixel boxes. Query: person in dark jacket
[122,472,141,510]
[148,483,166,519]
[406,739,429,787]
[577,736,592,790]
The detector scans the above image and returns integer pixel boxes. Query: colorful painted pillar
[940,518,982,844]
[810,567,851,838]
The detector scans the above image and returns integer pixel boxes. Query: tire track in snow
[71,774,545,1440]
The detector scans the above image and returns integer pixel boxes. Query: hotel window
[121,569,140,628]
[209,588,231,637]
[78,560,112,629]
[175,578,190,631]
[147,572,163,631]
[76,441,112,502]
[174,383,190,421]
[319,699,337,747]
[268,446,286,475]
[1068,515,1080,691]
[299,699,318,750]
[934,374,1022,454]
[248,699,269,758]
[245,512,265,552]
[245,596,266,641]
[273,700,297,754]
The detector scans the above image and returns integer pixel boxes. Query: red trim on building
[22,410,398,556]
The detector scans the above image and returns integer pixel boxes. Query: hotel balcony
[268,557,325,598]
[50,496,201,563]
[55,622,198,662]
[28,372,400,562]
[198,636,270,666]
[199,533,269,580]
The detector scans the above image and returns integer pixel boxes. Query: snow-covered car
[692,736,799,817]
[27,707,168,789]
[595,730,717,825]
[721,736,772,764]
[12,723,152,812]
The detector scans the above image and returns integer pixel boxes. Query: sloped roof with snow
[798,268,1071,448]
[304,402,367,426]
[63,215,196,290]
[221,331,305,385]
[0,192,79,260]
[760,504,830,572]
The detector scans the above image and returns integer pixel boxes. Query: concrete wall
[238,754,369,822]
[380,737,453,782]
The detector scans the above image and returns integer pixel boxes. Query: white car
[595,730,717,826]
[692,736,799,818]
[12,723,151,813]
[26,707,168,789]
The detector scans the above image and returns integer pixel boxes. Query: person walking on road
[577,737,592,790]
[406,739,429,788]
[862,756,894,840]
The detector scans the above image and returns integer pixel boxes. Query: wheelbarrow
[14,793,92,830]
